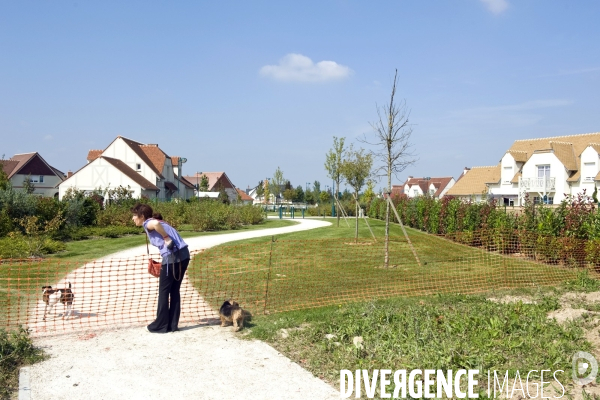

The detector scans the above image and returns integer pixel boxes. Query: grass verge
[0,327,45,400]
[244,288,589,398]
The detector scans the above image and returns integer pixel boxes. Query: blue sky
[1,1,599,193]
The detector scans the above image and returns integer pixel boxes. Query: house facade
[58,136,194,200]
[447,132,600,205]
[402,176,456,199]
[183,172,238,203]
[2,152,66,197]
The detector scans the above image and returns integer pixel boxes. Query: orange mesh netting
[0,231,596,336]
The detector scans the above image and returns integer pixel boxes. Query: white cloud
[260,53,352,82]
[44,134,53,141]
[479,0,509,15]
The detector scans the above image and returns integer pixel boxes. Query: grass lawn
[244,286,593,398]
[0,219,297,327]
[188,217,581,315]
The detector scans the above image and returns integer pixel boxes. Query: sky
[1,0,600,193]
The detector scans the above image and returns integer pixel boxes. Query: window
[537,165,551,178]
[533,195,554,205]
[136,163,141,170]
[39,176,43,183]
[584,162,596,182]
[29,176,43,183]
[503,166,513,184]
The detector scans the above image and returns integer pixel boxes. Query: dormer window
[136,163,141,171]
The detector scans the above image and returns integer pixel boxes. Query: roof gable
[550,141,578,171]
[6,153,60,179]
[184,172,235,190]
[101,156,159,191]
[117,137,164,178]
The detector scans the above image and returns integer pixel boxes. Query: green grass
[0,327,46,400]
[244,292,587,398]
[188,217,580,315]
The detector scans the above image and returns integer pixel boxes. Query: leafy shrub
[0,327,45,399]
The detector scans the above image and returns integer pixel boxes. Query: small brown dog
[219,300,244,331]
[42,282,74,320]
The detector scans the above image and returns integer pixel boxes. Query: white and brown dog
[42,282,74,320]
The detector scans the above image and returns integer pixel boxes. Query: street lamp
[177,157,187,199]
[196,172,200,200]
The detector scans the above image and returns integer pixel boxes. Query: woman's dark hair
[131,203,153,220]
[152,213,163,220]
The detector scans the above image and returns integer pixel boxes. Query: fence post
[263,236,276,315]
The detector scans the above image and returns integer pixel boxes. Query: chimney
[67,171,73,178]
[463,167,471,175]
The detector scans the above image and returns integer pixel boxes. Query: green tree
[319,190,331,204]
[22,175,36,194]
[269,167,285,204]
[312,181,321,204]
[360,69,417,266]
[294,185,305,203]
[0,156,9,190]
[325,136,346,227]
[341,146,373,241]
[255,180,265,203]
[199,174,209,191]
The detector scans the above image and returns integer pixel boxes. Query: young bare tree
[340,146,373,242]
[324,136,346,227]
[360,69,417,267]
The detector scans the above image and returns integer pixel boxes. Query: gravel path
[26,218,341,400]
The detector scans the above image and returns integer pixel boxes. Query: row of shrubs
[0,186,265,257]
[367,193,600,267]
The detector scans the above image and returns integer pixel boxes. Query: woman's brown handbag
[145,235,161,278]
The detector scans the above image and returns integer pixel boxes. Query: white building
[447,132,600,205]
[58,136,195,200]
[401,176,456,199]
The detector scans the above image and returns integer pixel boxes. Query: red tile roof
[236,187,253,201]
[140,145,171,176]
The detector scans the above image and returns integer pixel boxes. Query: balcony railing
[518,176,555,191]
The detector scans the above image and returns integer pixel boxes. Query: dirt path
[26,218,340,399]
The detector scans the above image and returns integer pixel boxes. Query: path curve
[28,217,331,336]
[27,218,340,400]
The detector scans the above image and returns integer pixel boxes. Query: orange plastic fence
[0,231,596,336]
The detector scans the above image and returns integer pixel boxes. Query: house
[183,172,238,203]
[58,136,195,200]
[235,188,254,205]
[445,166,500,202]
[401,176,456,199]
[447,132,600,205]
[1,152,66,197]
[246,179,272,205]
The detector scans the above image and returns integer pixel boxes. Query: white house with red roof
[57,136,194,200]
[1,152,66,197]
[402,176,456,199]
[183,172,238,203]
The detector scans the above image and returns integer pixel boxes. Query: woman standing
[131,203,190,333]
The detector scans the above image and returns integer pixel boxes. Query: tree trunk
[336,180,340,228]
[384,169,391,268]
[355,191,359,243]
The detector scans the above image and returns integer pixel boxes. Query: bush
[0,327,45,399]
